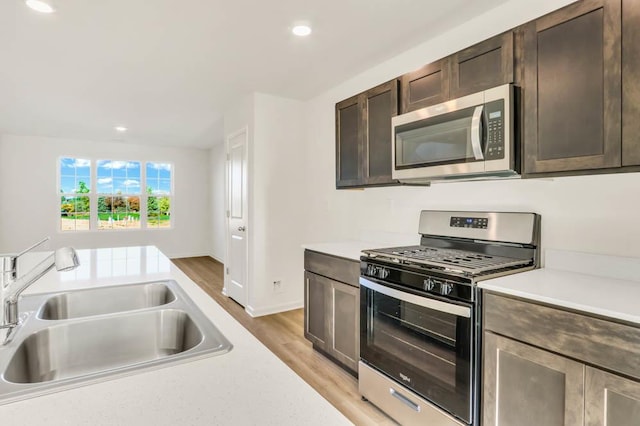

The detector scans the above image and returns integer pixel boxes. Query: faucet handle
[15,237,50,259]
[1,237,50,287]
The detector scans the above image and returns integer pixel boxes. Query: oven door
[360,277,474,424]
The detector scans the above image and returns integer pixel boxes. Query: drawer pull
[390,388,421,412]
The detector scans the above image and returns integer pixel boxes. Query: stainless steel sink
[0,280,232,404]
[38,282,176,320]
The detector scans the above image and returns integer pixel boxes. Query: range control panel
[450,216,489,229]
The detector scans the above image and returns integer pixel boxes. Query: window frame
[57,157,174,233]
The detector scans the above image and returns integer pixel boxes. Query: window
[59,157,91,231]
[97,160,141,230]
[146,162,172,229]
[58,157,173,231]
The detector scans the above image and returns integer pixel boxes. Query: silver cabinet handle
[390,388,421,412]
[237,226,246,232]
[470,105,484,160]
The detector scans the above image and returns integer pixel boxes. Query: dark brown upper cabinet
[523,0,622,175]
[336,79,399,188]
[623,0,640,166]
[400,59,449,113]
[336,94,362,187]
[400,32,516,114]
[450,32,515,99]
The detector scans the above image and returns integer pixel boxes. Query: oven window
[361,285,473,422]
[372,292,460,387]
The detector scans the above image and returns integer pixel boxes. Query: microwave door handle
[471,105,484,160]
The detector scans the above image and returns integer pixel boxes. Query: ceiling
[0,0,509,148]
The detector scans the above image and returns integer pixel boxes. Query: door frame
[223,126,250,307]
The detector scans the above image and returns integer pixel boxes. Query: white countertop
[302,236,418,262]
[0,246,351,425]
[479,249,640,325]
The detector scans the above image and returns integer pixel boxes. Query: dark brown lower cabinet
[483,292,640,426]
[483,332,584,426]
[303,251,359,374]
[586,367,640,426]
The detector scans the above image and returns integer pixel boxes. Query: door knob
[237,226,246,232]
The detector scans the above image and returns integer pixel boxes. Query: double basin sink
[0,280,233,404]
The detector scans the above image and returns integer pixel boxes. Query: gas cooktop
[362,245,532,275]
[361,210,541,279]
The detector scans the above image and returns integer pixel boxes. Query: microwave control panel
[485,99,505,160]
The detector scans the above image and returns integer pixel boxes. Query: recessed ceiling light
[25,0,55,13]
[292,25,312,37]
[115,126,128,133]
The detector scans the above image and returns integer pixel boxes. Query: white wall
[209,142,226,262]
[220,93,305,316]
[301,0,640,261]
[0,134,212,258]
[250,93,306,315]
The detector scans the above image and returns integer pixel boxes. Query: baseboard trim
[245,300,303,317]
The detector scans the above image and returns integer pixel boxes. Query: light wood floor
[172,256,396,426]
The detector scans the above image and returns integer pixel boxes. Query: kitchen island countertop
[0,246,351,425]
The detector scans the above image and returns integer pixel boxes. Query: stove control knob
[440,282,453,296]
[378,268,389,279]
[423,278,435,291]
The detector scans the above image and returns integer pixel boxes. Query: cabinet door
[327,280,359,372]
[483,332,585,426]
[586,366,640,426]
[304,271,329,349]
[450,32,515,98]
[622,0,640,166]
[400,58,450,113]
[335,94,363,188]
[523,0,622,174]
[362,80,398,186]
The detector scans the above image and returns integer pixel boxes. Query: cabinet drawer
[304,250,359,286]
[484,292,640,380]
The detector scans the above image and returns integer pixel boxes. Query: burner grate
[364,245,531,274]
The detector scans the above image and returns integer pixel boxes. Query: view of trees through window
[97,160,141,230]
[59,158,172,231]
[60,158,91,231]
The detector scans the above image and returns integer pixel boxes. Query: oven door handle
[360,277,471,318]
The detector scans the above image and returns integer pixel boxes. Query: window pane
[60,176,76,193]
[124,178,141,194]
[147,178,160,194]
[97,177,113,193]
[147,162,171,180]
[158,179,171,195]
[98,196,114,230]
[60,195,90,232]
[75,179,90,194]
[59,157,91,193]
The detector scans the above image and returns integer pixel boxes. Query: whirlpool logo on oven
[399,373,412,383]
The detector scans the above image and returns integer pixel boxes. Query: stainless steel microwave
[392,84,517,183]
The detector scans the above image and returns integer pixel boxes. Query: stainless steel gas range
[359,210,541,426]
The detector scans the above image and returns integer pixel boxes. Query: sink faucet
[0,237,80,342]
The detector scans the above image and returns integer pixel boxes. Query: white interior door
[225,127,248,307]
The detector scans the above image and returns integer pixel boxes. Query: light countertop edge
[0,246,352,425]
[302,238,418,262]
[479,250,640,325]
